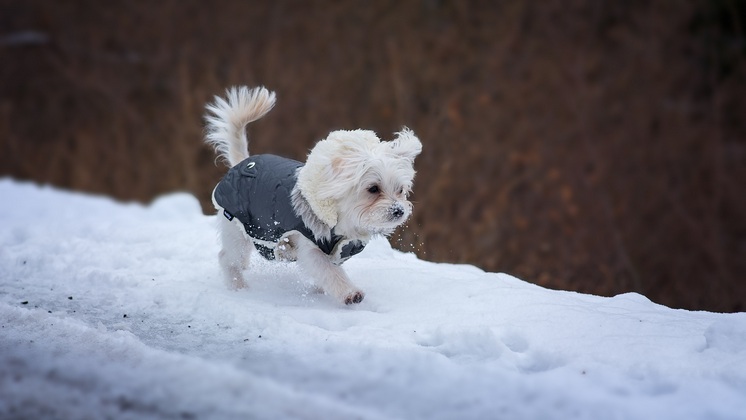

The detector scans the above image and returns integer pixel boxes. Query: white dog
[204,86,422,304]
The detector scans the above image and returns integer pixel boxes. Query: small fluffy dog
[204,86,421,304]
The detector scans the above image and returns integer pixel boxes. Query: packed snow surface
[1,179,745,419]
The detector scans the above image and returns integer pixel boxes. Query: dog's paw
[344,291,365,305]
[274,235,298,261]
[228,277,248,291]
[224,267,248,290]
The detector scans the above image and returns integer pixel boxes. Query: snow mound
[1,179,745,419]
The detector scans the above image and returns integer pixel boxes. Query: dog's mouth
[368,226,397,236]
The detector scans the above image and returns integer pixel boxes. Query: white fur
[204,86,276,167]
[204,86,421,305]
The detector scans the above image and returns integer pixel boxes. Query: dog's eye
[367,185,380,194]
[399,187,405,195]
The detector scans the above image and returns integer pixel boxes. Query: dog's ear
[322,130,382,182]
[296,130,380,229]
[326,129,380,147]
[389,127,422,162]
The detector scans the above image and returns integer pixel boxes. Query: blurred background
[1,1,744,312]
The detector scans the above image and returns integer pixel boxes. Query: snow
[1,178,745,420]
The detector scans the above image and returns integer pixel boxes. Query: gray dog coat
[212,155,366,264]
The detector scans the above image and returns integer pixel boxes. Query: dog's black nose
[390,205,405,220]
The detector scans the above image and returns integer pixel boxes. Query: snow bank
[1,179,745,419]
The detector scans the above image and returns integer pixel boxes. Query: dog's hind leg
[217,215,252,290]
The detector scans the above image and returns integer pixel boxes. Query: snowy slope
[1,178,745,420]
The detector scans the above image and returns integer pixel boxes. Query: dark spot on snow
[123,314,128,318]
[68,296,73,300]
[258,335,262,338]
[21,301,28,305]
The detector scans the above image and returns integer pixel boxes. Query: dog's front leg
[293,236,364,305]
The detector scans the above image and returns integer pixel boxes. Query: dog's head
[296,128,422,239]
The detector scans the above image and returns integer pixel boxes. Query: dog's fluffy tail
[204,86,276,167]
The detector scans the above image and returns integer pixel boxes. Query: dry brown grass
[2,0,744,311]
